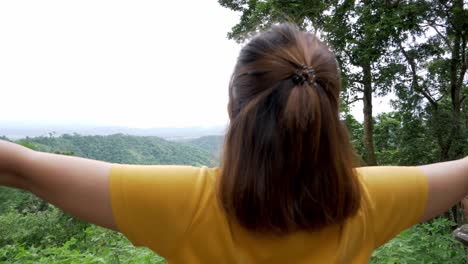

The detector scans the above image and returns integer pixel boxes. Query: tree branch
[348,77,364,84]
[346,97,363,105]
[428,23,453,52]
[396,38,439,108]
[435,93,445,103]
[342,48,358,66]
[457,32,467,93]
[439,1,459,34]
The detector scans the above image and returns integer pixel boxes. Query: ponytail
[219,23,361,233]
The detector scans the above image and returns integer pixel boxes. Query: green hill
[183,135,224,154]
[182,135,224,163]
[20,134,215,166]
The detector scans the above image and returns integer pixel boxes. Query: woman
[0,23,467,263]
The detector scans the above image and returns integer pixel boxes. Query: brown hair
[219,23,361,234]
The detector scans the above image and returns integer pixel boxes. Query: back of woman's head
[219,23,362,234]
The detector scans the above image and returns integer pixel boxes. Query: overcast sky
[0,1,390,129]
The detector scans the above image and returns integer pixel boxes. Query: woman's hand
[0,139,117,231]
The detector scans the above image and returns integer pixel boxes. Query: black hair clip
[291,65,316,86]
[292,73,306,85]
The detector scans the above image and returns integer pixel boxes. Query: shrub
[371,218,465,264]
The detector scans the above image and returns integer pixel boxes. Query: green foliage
[0,208,166,263]
[0,207,88,248]
[24,134,216,166]
[182,135,224,163]
[371,218,465,264]
[0,187,29,214]
[372,112,439,166]
[343,112,365,160]
[0,234,165,263]
[218,0,328,42]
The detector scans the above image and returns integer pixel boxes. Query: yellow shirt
[109,165,428,263]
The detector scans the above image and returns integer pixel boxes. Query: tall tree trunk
[447,0,465,160]
[447,0,466,229]
[362,62,377,165]
[439,0,466,161]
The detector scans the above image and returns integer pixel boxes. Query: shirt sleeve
[108,164,209,257]
[358,166,429,249]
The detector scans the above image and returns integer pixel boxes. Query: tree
[389,0,467,161]
[219,0,408,165]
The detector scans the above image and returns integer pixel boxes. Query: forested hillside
[182,135,224,162]
[22,133,216,166]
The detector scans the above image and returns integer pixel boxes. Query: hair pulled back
[219,23,361,234]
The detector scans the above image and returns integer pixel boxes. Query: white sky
[0,1,390,128]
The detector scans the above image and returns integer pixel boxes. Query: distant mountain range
[0,123,226,140]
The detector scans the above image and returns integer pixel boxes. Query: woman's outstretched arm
[420,157,468,222]
[0,139,117,230]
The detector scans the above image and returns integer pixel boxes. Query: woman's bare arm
[0,139,117,230]
[419,157,468,222]
[2,138,466,229]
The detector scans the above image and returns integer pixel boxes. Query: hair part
[219,23,361,234]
